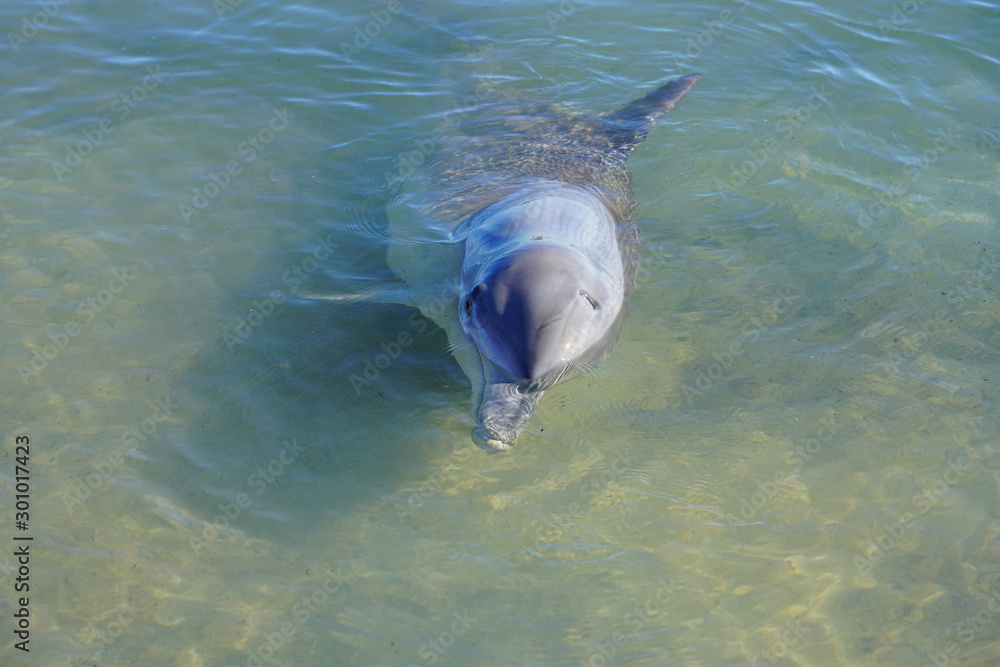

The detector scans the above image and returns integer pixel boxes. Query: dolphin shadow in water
[387,73,699,451]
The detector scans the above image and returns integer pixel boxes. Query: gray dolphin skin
[387,73,699,451]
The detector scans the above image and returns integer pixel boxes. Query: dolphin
[386,73,699,451]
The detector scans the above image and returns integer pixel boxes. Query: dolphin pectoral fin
[604,73,700,152]
[472,381,543,452]
[295,282,412,305]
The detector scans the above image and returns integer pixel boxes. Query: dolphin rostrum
[387,73,699,451]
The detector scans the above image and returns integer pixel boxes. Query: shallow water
[2,0,999,665]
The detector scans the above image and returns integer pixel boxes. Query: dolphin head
[457,186,627,452]
[462,242,623,451]
[462,244,616,384]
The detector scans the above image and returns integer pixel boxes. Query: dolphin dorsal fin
[604,73,700,154]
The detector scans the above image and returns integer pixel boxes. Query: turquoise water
[2,0,999,665]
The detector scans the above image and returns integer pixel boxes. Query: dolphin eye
[466,283,487,315]
[580,289,599,310]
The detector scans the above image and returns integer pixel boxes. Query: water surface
[2,0,999,665]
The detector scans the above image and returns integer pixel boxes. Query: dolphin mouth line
[473,381,543,452]
[477,432,512,453]
[471,352,587,451]
[469,350,547,451]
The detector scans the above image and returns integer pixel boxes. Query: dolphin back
[603,73,701,155]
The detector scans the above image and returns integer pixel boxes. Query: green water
[2,0,999,665]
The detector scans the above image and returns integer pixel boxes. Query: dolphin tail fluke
[604,73,700,153]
